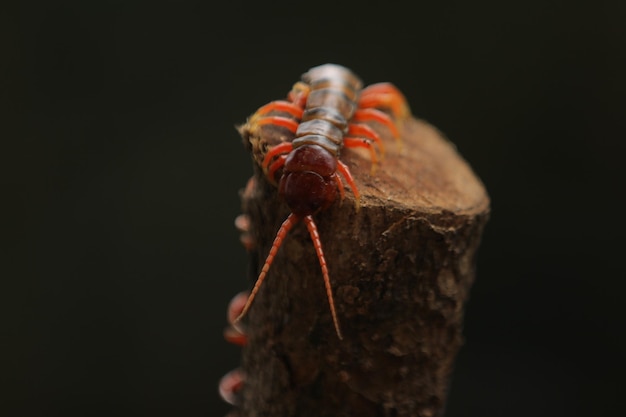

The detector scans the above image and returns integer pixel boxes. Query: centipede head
[278,144,338,216]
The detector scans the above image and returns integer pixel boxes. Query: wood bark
[236,116,490,417]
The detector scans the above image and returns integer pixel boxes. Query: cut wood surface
[236,116,490,417]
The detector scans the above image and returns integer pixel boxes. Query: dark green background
[3,1,624,416]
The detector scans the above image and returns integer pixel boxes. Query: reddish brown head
[278,145,338,216]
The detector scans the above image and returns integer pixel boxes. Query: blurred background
[3,1,624,416]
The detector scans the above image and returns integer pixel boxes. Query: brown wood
[235,115,490,417]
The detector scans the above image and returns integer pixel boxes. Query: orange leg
[262,142,293,171]
[251,100,304,120]
[234,213,250,233]
[303,215,342,340]
[234,214,254,251]
[336,159,360,209]
[221,293,247,407]
[359,82,410,120]
[344,137,379,173]
[333,173,345,202]
[267,154,287,184]
[254,116,299,134]
[353,108,400,140]
[224,291,249,346]
[347,123,386,157]
[219,368,244,406]
[223,326,247,347]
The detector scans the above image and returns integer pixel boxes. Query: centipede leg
[253,116,299,134]
[263,143,293,184]
[234,177,258,251]
[262,142,293,171]
[250,100,304,120]
[359,82,410,120]
[234,214,254,251]
[220,206,255,411]
[287,81,311,108]
[353,108,400,141]
[219,368,245,406]
[343,137,379,174]
[267,154,288,184]
[336,159,360,209]
[333,173,346,202]
[220,290,249,411]
[224,291,249,346]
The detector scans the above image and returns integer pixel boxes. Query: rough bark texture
[237,116,490,417]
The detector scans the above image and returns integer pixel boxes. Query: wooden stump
[236,116,490,417]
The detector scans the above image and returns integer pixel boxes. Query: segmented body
[220,64,410,411]
[292,64,362,156]
[243,64,405,185]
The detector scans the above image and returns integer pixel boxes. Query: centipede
[219,64,410,410]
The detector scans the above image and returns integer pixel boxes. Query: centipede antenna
[234,213,299,324]
[304,215,343,340]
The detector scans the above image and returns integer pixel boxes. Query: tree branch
[237,116,490,417]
